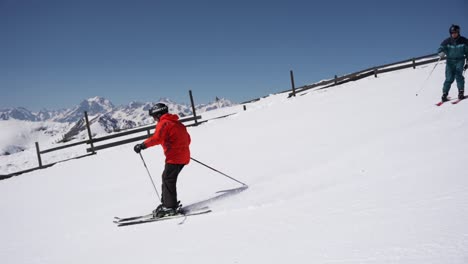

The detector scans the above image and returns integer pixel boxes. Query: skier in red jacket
[134,103,191,218]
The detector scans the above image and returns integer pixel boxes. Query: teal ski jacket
[438,36,468,61]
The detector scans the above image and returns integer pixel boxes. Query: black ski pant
[161,163,184,208]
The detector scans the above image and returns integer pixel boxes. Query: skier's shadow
[183,185,248,211]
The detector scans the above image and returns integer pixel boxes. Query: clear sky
[1,0,467,111]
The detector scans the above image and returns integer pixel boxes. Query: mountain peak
[157,97,182,105]
[87,96,112,105]
[76,96,114,115]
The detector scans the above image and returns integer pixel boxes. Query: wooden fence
[285,53,443,97]
[0,91,203,180]
[0,114,202,181]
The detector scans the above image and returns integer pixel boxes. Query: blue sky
[1,0,467,111]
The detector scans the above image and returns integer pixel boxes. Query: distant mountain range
[0,96,235,142]
[1,96,234,123]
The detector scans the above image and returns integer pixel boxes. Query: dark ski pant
[161,163,185,208]
[443,59,465,94]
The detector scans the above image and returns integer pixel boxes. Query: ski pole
[190,157,248,187]
[416,56,442,96]
[139,152,161,202]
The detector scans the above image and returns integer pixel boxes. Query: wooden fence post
[84,111,95,154]
[412,58,416,69]
[189,90,198,126]
[290,70,296,97]
[35,142,43,168]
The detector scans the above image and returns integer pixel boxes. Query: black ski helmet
[449,24,460,34]
[149,103,169,118]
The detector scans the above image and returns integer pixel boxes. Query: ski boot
[152,201,182,218]
[459,90,465,100]
[441,93,449,102]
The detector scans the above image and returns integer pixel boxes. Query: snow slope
[1,61,468,263]
[0,120,72,174]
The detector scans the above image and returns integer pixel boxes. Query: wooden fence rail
[85,115,201,153]
[287,53,443,97]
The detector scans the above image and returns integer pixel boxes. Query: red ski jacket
[144,113,191,164]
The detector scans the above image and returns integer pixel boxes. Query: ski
[451,96,467,104]
[114,213,153,223]
[114,206,210,224]
[436,97,451,106]
[116,208,212,227]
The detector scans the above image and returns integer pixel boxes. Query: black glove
[464,63,468,71]
[134,143,146,153]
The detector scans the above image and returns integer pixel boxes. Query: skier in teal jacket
[438,24,468,102]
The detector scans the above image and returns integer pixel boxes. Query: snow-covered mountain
[60,97,235,141]
[0,107,40,121]
[195,97,234,112]
[1,96,235,124]
[0,96,236,150]
[51,96,115,123]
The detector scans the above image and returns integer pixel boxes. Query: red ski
[435,97,451,106]
[451,96,466,104]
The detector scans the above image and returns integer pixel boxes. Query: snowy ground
[1,61,468,263]
[0,120,73,174]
